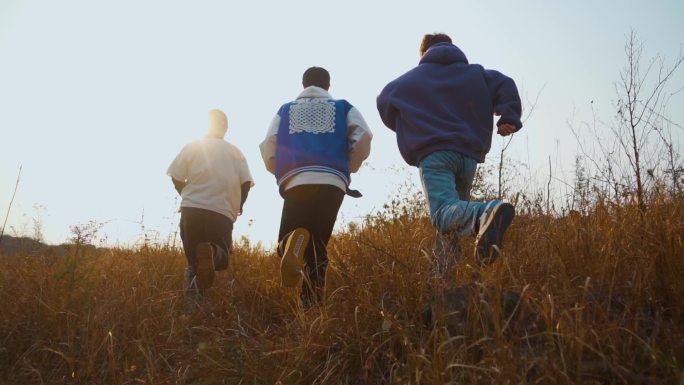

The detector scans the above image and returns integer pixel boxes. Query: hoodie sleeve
[259,114,280,174]
[376,82,398,131]
[346,107,373,173]
[483,69,523,130]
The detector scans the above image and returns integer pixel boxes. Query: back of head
[207,109,228,138]
[302,66,330,90]
[419,33,452,56]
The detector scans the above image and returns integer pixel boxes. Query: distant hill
[0,235,70,257]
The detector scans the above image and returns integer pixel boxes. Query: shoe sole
[281,228,310,288]
[475,203,515,266]
[195,243,215,292]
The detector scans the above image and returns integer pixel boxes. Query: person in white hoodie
[260,67,372,305]
[167,109,254,307]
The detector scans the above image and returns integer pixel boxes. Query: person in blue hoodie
[377,33,522,275]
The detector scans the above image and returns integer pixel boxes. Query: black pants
[180,207,233,294]
[278,184,344,303]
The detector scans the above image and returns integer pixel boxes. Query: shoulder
[277,102,293,115]
[482,67,510,79]
[469,63,486,73]
[335,99,353,110]
[224,141,247,159]
[180,139,201,153]
[346,104,366,120]
[381,66,423,92]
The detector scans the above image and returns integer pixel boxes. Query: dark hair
[419,33,452,56]
[302,66,330,89]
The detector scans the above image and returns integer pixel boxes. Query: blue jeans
[419,151,498,275]
[419,150,494,235]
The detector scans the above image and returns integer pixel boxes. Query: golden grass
[1,196,683,384]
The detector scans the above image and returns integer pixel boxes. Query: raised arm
[484,69,523,131]
[171,177,187,195]
[236,151,255,216]
[347,107,373,173]
[167,144,190,195]
[376,82,399,131]
[259,114,280,174]
[240,182,251,215]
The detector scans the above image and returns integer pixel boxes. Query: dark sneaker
[280,228,310,288]
[474,202,515,266]
[195,242,215,292]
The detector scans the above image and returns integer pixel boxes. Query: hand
[497,123,517,136]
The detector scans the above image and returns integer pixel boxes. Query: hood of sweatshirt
[419,42,469,66]
[297,86,333,99]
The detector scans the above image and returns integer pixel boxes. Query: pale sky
[1,0,683,248]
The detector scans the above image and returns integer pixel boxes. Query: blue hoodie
[376,42,522,165]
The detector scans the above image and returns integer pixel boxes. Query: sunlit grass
[1,194,683,384]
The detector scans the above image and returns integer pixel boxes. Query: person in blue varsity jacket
[260,67,372,305]
[377,33,523,276]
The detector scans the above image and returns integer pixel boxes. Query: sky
[1,0,683,248]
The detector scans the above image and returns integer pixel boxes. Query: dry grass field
[1,193,683,384]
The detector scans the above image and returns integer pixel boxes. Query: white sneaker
[280,228,310,288]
